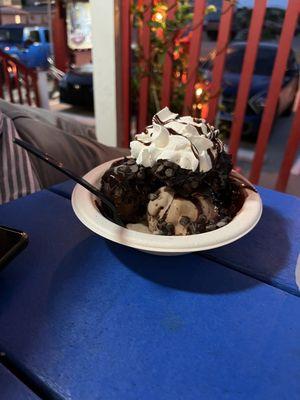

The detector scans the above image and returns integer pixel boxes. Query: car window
[253,48,277,75]
[29,30,40,43]
[24,29,41,43]
[224,47,245,74]
[287,51,298,71]
[223,46,277,76]
[0,28,23,43]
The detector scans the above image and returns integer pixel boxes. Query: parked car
[201,42,299,139]
[59,63,94,109]
[0,24,51,68]
[204,2,291,41]
[204,1,248,40]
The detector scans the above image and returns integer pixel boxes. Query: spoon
[14,138,124,227]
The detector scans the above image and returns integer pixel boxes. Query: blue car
[0,24,51,68]
[202,42,299,139]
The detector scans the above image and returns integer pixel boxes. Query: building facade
[0,0,22,7]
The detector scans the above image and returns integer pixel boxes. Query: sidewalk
[50,98,95,127]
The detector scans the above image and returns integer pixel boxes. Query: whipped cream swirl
[130,107,223,172]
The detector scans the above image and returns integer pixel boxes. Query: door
[23,28,47,68]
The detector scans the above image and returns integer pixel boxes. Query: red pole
[137,0,152,133]
[206,1,235,124]
[52,0,70,72]
[183,0,206,114]
[160,0,177,109]
[275,101,300,192]
[0,56,3,99]
[250,0,300,183]
[120,0,131,148]
[229,0,267,165]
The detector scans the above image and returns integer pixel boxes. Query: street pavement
[238,114,300,197]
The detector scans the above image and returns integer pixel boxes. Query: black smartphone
[0,226,28,270]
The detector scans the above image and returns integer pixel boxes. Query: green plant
[131,0,236,122]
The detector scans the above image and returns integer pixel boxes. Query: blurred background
[0,0,299,195]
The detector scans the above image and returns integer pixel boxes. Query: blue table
[48,179,76,200]
[48,181,300,297]
[205,187,300,296]
[0,188,299,399]
[0,364,39,399]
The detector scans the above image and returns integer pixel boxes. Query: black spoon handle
[14,138,124,226]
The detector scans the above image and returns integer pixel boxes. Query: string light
[195,87,203,97]
[153,12,164,23]
[132,0,234,120]
[205,5,217,14]
[193,80,211,118]
[151,3,167,24]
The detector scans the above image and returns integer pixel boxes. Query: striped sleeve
[0,112,41,204]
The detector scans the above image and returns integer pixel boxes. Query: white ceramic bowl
[71,160,263,255]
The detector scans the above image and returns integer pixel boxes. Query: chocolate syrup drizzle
[137,114,224,169]
[229,172,257,193]
[100,112,256,233]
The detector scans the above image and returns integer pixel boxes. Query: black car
[201,42,299,138]
[59,63,93,109]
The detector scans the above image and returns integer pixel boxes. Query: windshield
[0,28,23,43]
[224,46,277,76]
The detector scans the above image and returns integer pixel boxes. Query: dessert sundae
[99,107,253,235]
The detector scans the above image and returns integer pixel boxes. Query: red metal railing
[276,100,300,192]
[229,0,267,164]
[161,0,177,108]
[119,0,300,193]
[206,0,235,124]
[249,0,300,184]
[183,0,206,114]
[0,49,40,107]
[137,0,152,134]
[120,0,131,148]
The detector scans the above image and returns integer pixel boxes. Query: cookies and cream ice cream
[147,186,220,235]
[100,107,250,236]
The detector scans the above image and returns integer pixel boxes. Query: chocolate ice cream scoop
[100,158,158,223]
